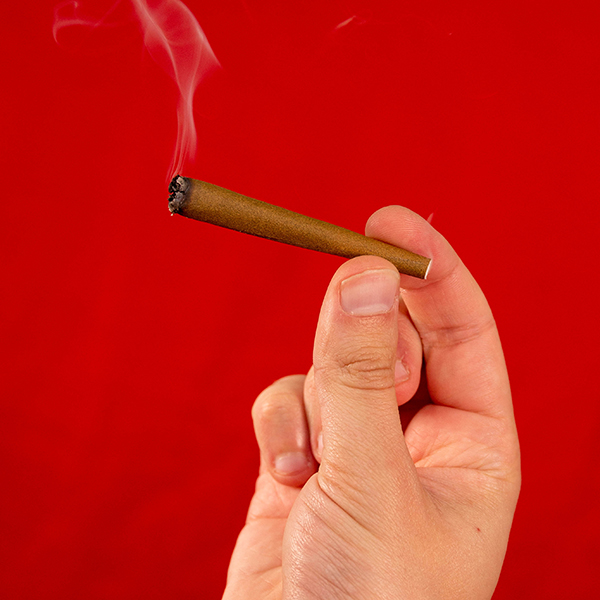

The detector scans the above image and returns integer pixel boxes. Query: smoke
[53,0,221,179]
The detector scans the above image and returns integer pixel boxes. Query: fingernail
[274,452,308,476]
[340,269,399,316]
[394,359,409,383]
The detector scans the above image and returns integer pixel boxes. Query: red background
[1,0,599,598]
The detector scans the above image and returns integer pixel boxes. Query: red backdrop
[1,0,599,598]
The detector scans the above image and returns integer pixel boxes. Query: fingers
[312,256,423,501]
[395,295,423,404]
[303,367,323,462]
[251,375,318,487]
[366,206,513,420]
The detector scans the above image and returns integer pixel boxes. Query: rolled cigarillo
[168,175,431,279]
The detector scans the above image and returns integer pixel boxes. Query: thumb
[313,256,422,512]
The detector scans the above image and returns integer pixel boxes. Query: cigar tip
[168,175,191,214]
[423,258,432,280]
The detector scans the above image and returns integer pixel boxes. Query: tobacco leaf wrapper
[168,176,431,279]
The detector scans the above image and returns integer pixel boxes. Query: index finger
[366,206,512,420]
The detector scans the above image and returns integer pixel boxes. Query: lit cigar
[168,176,431,279]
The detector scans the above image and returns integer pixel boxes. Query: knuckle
[329,345,395,391]
[422,315,497,349]
[252,384,296,424]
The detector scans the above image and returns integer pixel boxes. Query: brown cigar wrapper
[168,176,431,279]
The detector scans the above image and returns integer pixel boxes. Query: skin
[222,206,521,600]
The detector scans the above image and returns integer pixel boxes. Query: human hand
[222,206,520,600]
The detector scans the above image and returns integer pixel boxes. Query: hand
[222,206,520,600]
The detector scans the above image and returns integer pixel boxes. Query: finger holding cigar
[168,175,432,279]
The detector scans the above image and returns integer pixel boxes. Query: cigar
[168,176,431,279]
